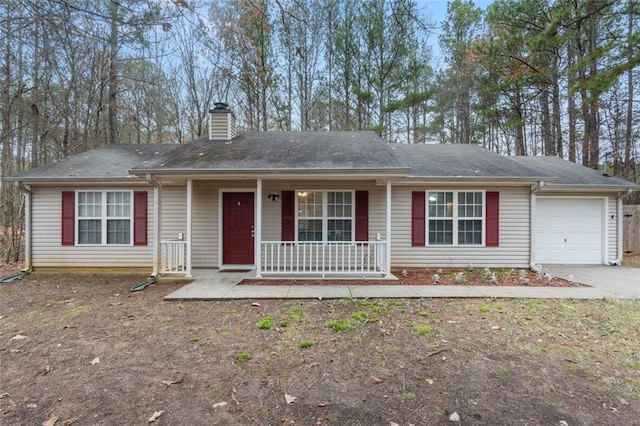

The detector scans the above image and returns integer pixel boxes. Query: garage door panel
[535,198,603,264]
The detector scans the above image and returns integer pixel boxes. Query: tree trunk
[624,0,634,177]
[108,0,119,145]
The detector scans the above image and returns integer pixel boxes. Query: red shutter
[61,191,75,246]
[281,190,295,242]
[133,191,148,246]
[411,191,426,246]
[355,191,369,242]
[486,191,499,247]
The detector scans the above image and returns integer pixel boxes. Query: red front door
[222,192,255,265]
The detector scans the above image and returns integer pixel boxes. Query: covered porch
[148,175,396,279]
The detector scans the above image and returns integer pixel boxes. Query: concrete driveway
[546,265,640,299]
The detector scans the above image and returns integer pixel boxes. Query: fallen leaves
[161,373,184,386]
[42,413,59,426]
[284,393,297,404]
[148,410,164,423]
[370,375,384,384]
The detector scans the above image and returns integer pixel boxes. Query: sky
[416,0,495,67]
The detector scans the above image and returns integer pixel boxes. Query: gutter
[536,183,640,192]
[2,177,147,184]
[529,181,545,270]
[613,188,635,265]
[15,183,32,272]
[129,167,411,178]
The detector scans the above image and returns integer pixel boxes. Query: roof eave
[130,167,411,179]
[3,176,147,185]
[394,176,555,186]
[539,184,640,192]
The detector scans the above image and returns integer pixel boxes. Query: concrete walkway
[164,266,640,300]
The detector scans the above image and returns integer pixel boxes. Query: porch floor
[161,268,627,301]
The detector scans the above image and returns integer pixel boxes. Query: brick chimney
[208,102,237,141]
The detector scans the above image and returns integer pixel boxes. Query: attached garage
[534,197,605,264]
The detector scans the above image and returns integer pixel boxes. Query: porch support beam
[186,178,193,277]
[255,178,262,277]
[147,174,161,276]
[385,179,392,278]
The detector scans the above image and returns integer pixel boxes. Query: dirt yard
[1,272,639,425]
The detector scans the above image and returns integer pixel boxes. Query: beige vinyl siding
[160,186,187,241]
[608,195,618,261]
[391,186,531,268]
[31,186,153,268]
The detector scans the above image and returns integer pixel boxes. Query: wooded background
[1,0,639,261]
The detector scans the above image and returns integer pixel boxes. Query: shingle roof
[4,133,638,191]
[510,156,637,188]
[130,131,406,174]
[4,144,179,182]
[391,143,545,179]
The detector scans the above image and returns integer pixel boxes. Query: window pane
[458,191,482,218]
[107,219,131,244]
[78,219,101,244]
[428,192,453,218]
[298,191,322,218]
[428,219,453,245]
[107,192,131,217]
[458,219,482,245]
[328,191,352,218]
[328,219,352,242]
[298,219,322,241]
[78,192,101,217]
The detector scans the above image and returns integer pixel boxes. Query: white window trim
[425,190,486,247]
[295,190,355,243]
[76,190,134,246]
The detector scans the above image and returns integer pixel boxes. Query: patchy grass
[257,316,275,330]
[325,319,353,332]
[297,340,315,349]
[235,352,252,362]
[1,274,639,425]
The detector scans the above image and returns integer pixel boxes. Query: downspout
[529,180,545,270]
[146,174,161,276]
[612,188,634,265]
[16,183,32,272]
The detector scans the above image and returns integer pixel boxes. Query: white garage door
[534,198,604,264]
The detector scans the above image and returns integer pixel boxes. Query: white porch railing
[160,240,187,274]
[260,241,388,277]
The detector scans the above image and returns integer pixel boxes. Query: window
[427,191,483,246]
[77,191,132,245]
[297,191,353,242]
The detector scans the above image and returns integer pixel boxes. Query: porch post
[385,179,393,278]
[255,178,262,277]
[149,175,162,276]
[186,178,193,277]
